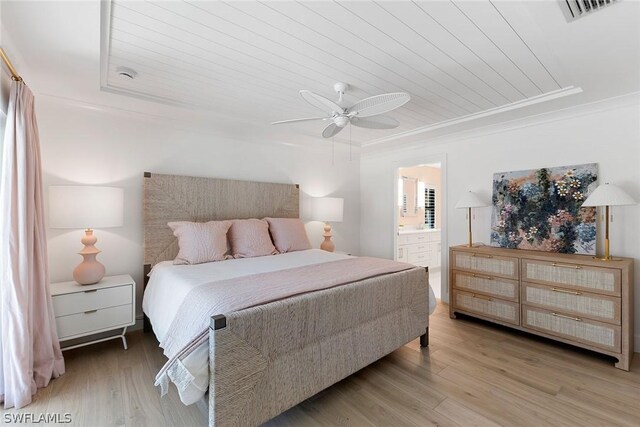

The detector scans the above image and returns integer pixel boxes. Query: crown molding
[362,91,640,158]
[363,86,583,147]
[36,92,360,155]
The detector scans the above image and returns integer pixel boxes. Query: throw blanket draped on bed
[155,257,415,394]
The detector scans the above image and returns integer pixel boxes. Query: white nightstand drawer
[52,284,132,317]
[56,304,133,340]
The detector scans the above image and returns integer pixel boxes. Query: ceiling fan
[271,83,410,138]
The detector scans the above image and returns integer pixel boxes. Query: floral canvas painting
[490,163,598,254]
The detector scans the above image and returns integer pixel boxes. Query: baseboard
[635,334,640,353]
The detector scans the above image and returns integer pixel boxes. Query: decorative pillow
[228,219,278,259]
[168,220,232,265]
[265,218,312,253]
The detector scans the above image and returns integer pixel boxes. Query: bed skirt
[208,267,429,426]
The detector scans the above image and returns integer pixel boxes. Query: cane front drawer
[522,259,621,296]
[522,305,621,352]
[453,271,519,302]
[522,282,621,325]
[453,290,519,325]
[452,251,518,279]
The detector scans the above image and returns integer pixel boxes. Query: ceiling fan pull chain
[349,122,352,162]
[332,136,335,167]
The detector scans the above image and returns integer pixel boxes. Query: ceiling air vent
[562,0,618,22]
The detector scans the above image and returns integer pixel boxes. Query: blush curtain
[0,80,64,409]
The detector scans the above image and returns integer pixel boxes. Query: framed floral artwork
[490,163,598,254]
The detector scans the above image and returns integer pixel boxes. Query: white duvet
[142,249,436,405]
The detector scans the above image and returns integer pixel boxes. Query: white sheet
[142,249,436,405]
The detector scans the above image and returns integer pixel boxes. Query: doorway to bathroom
[395,162,444,299]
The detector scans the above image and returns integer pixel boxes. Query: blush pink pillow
[265,218,312,253]
[168,220,232,265]
[228,219,278,259]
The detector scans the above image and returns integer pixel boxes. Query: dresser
[397,229,441,268]
[51,275,136,351]
[449,245,634,371]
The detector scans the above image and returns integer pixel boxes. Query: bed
[142,173,430,426]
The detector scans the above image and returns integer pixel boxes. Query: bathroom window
[424,186,436,229]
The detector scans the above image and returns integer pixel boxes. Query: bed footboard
[208,267,429,427]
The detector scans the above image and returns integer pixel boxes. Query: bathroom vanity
[397,228,441,268]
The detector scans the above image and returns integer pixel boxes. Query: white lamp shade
[582,183,636,207]
[310,197,344,222]
[455,191,488,209]
[49,186,124,229]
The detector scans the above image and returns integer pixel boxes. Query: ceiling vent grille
[562,0,618,22]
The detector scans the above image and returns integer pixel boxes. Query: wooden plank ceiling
[103,0,569,145]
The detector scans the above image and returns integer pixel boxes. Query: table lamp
[455,191,488,248]
[310,197,344,252]
[49,186,124,284]
[582,183,636,261]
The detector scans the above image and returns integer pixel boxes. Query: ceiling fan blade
[300,90,343,114]
[348,92,410,118]
[271,117,327,125]
[350,115,399,129]
[322,122,344,138]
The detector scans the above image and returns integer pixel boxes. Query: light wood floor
[3,302,639,426]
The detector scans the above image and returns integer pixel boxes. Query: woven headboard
[143,172,300,267]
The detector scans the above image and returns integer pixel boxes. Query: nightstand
[51,274,135,351]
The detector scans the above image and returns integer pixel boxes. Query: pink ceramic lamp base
[73,229,105,285]
[320,222,335,252]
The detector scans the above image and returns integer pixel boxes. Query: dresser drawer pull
[84,309,98,314]
[472,273,494,280]
[84,289,98,293]
[551,262,582,270]
[471,253,493,259]
[471,293,493,301]
[551,312,581,321]
[551,287,582,295]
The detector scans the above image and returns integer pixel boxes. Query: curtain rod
[0,47,22,81]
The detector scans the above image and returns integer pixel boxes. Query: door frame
[393,153,449,302]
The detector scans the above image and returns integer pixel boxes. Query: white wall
[360,94,640,350]
[32,89,640,351]
[37,96,360,323]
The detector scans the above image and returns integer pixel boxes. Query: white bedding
[142,249,436,405]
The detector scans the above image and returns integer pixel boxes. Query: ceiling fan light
[334,116,349,127]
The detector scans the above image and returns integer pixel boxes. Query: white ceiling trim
[362,91,640,159]
[35,91,349,154]
[362,85,583,147]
